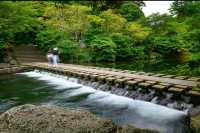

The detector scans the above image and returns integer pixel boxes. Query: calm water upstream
[75,59,200,77]
[0,71,190,133]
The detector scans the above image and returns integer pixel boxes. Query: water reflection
[74,59,200,76]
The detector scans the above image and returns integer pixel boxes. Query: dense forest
[0,1,200,76]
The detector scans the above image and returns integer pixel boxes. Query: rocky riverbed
[0,104,159,133]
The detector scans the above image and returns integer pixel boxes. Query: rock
[119,125,159,133]
[9,59,17,65]
[0,104,159,133]
[3,56,9,63]
[3,55,17,65]
[191,113,200,132]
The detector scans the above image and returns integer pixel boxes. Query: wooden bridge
[22,62,200,97]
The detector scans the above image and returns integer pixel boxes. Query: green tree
[100,9,126,33]
[43,4,91,42]
[126,22,151,42]
[0,40,5,62]
[84,27,105,46]
[146,13,191,60]
[89,36,116,62]
[170,1,200,17]
[0,1,42,42]
[87,15,104,27]
[56,39,78,62]
[81,1,145,12]
[183,15,200,53]
[36,28,79,62]
[36,28,69,51]
[119,2,144,21]
[152,36,189,58]
[111,33,133,60]
[146,13,174,34]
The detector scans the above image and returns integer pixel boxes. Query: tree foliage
[111,33,133,60]
[126,22,151,42]
[36,28,67,51]
[0,2,42,41]
[89,36,116,62]
[0,0,199,77]
[100,9,126,33]
[56,39,78,61]
[119,2,144,21]
[170,1,200,17]
[43,4,91,41]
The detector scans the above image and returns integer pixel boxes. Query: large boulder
[0,104,159,133]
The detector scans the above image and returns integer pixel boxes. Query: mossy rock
[191,114,200,133]
[119,125,159,133]
[0,104,159,133]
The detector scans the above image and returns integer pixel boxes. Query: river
[0,70,191,133]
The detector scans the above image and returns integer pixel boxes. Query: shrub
[36,28,69,52]
[56,39,78,62]
[84,28,105,46]
[0,40,5,62]
[153,36,186,57]
[119,2,144,21]
[110,33,134,61]
[160,64,191,76]
[131,46,146,60]
[76,48,92,63]
[36,28,79,62]
[89,36,116,62]
[100,9,126,33]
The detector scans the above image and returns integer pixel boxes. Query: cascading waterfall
[78,79,193,111]
[19,70,191,133]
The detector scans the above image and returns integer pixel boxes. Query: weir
[22,62,200,112]
[1,63,200,112]
[19,70,190,133]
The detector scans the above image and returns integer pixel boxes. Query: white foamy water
[19,70,189,133]
[20,71,82,90]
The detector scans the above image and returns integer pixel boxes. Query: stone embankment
[0,63,30,75]
[14,44,46,63]
[0,104,158,133]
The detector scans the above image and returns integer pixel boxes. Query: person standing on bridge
[52,47,59,67]
[47,48,53,66]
